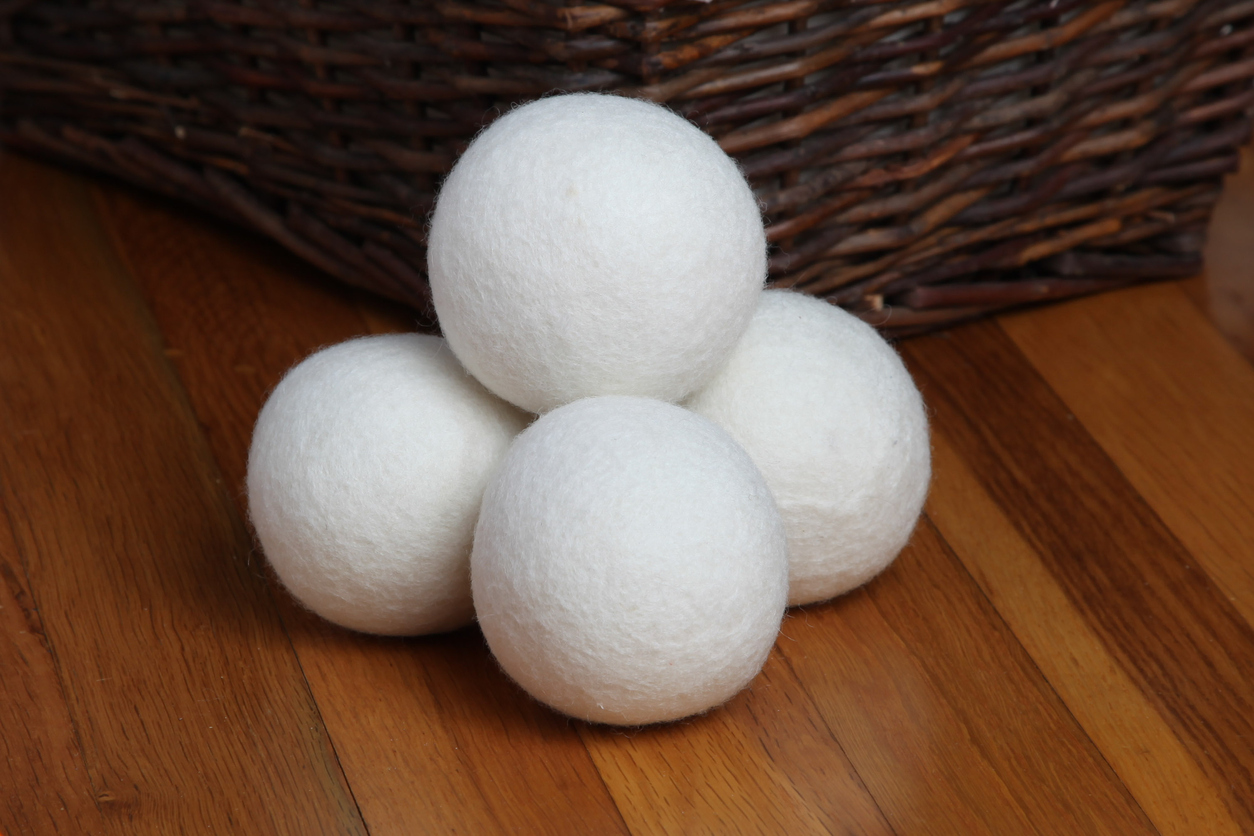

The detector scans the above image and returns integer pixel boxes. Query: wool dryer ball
[427,93,767,414]
[247,333,529,636]
[472,396,789,726]
[687,290,931,606]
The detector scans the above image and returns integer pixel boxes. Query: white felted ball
[428,93,766,414]
[472,396,788,726]
[247,333,529,635]
[686,290,931,606]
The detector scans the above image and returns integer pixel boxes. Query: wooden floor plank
[777,516,1155,836]
[281,608,629,836]
[775,578,1033,835]
[999,283,1254,629]
[579,650,895,836]
[900,319,1254,833]
[0,493,107,835]
[865,520,1154,835]
[926,430,1243,836]
[91,181,634,835]
[0,155,366,832]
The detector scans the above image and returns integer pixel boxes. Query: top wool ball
[428,93,767,414]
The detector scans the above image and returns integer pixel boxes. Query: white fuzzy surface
[471,396,788,726]
[247,334,529,635]
[686,290,931,606]
[428,93,766,414]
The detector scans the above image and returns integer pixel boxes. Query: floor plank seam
[0,487,106,822]
[94,185,375,836]
[918,510,1165,836]
[770,620,901,836]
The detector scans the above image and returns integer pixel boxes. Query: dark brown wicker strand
[3,0,1252,334]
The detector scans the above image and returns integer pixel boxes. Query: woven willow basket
[2,0,1252,333]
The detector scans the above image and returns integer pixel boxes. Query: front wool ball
[686,290,931,606]
[246,333,530,635]
[428,93,767,414]
[472,396,789,726]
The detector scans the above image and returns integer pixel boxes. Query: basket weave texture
[2,0,1252,333]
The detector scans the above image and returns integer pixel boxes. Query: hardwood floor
[1,150,1252,834]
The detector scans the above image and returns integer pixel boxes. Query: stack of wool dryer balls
[247,94,932,726]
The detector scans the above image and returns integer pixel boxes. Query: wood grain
[0,153,366,834]
[0,492,106,835]
[579,651,894,836]
[925,429,1244,835]
[777,518,1156,836]
[775,578,1031,835]
[864,519,1153,835]
[1000,282,1254,629]
[91,182,634,836]
[900,320,1254,833]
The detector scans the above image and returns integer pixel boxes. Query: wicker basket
[2,0,1251,333]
